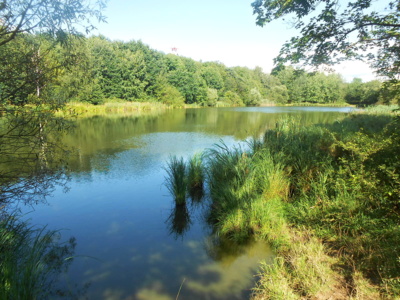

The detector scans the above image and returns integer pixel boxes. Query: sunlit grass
[363,104,399,114]
[164,156,187,206]
[253,231,343,300]
[57,100,168,117]
[181,107,400,298]
[187,153,204,200]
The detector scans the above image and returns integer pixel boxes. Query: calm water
[19,106,354,300]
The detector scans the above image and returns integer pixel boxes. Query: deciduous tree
[252,0,400,80]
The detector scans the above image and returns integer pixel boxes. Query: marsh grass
[58,101,168,117]
[0,214,76,299]
[187,153,205,200]
[164,156,188,205]
[363,104,399,114]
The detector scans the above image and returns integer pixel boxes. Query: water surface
[20,106,354,299]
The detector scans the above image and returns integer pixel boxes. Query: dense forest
[0,33,390,108]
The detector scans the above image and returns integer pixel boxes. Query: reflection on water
[15,107,352,299]
[166,205,192,239]
[184,240,273,299]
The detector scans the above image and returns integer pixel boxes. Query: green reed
[187,153,204,199]
[164,156,187,206]
[0,214,75,299]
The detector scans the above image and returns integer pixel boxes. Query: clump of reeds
[165,154,206,205]
[164,156,188,205]
[187,153,204,200]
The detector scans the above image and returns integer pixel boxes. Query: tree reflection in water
[0,108,71,206]
[0,109,82,298]
[0,213,85,299]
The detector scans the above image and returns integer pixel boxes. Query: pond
[18,106,355,300]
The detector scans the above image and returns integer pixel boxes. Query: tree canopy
[0,0,106,47]
[252,0,400,80]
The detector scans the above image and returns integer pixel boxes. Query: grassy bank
[56,101,169,117]
[56,100,232,118]
[282,102,354,107]
[57,101,357,118]
[167,105,400,298]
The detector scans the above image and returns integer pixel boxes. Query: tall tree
[0,1,106,204]
[252,0,400,80]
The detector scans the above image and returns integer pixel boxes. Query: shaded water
[19,107,354,299]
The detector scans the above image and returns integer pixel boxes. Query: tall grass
[187,153,204,200]
[164,156,187,206]
[173,108,400,298]
[164,153,206,206]
[363,104,399,114]
[203,142,291,244]
[162,107,399,298]
[0,214,76,299]
[58,101,168,117]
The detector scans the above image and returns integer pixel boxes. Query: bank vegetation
[166,105,400,299]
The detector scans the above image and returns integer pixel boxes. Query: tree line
[0,33,390,108]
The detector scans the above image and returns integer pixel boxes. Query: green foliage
[187,153,205,197]
[345,78,382,106]
[0,214,76,299]
[203,143,290,244]
[178,108,400,297]
[254,232,342,300]
[168,70,207,104]
[272,66,346,104]
[262,74,289,104]
[223,91,244,106]
[0,29,381,107]
[0,0,106,47]
[252,0,398,97]
[206,88,219,106]
[201,65,225,90]
[247,88,263,106]
[154,83,185,107]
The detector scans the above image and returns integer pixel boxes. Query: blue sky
[92,0,376,82]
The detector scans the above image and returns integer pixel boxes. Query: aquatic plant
[0,214,76,299]
[164,155,187,206]
[187,153,204,200]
